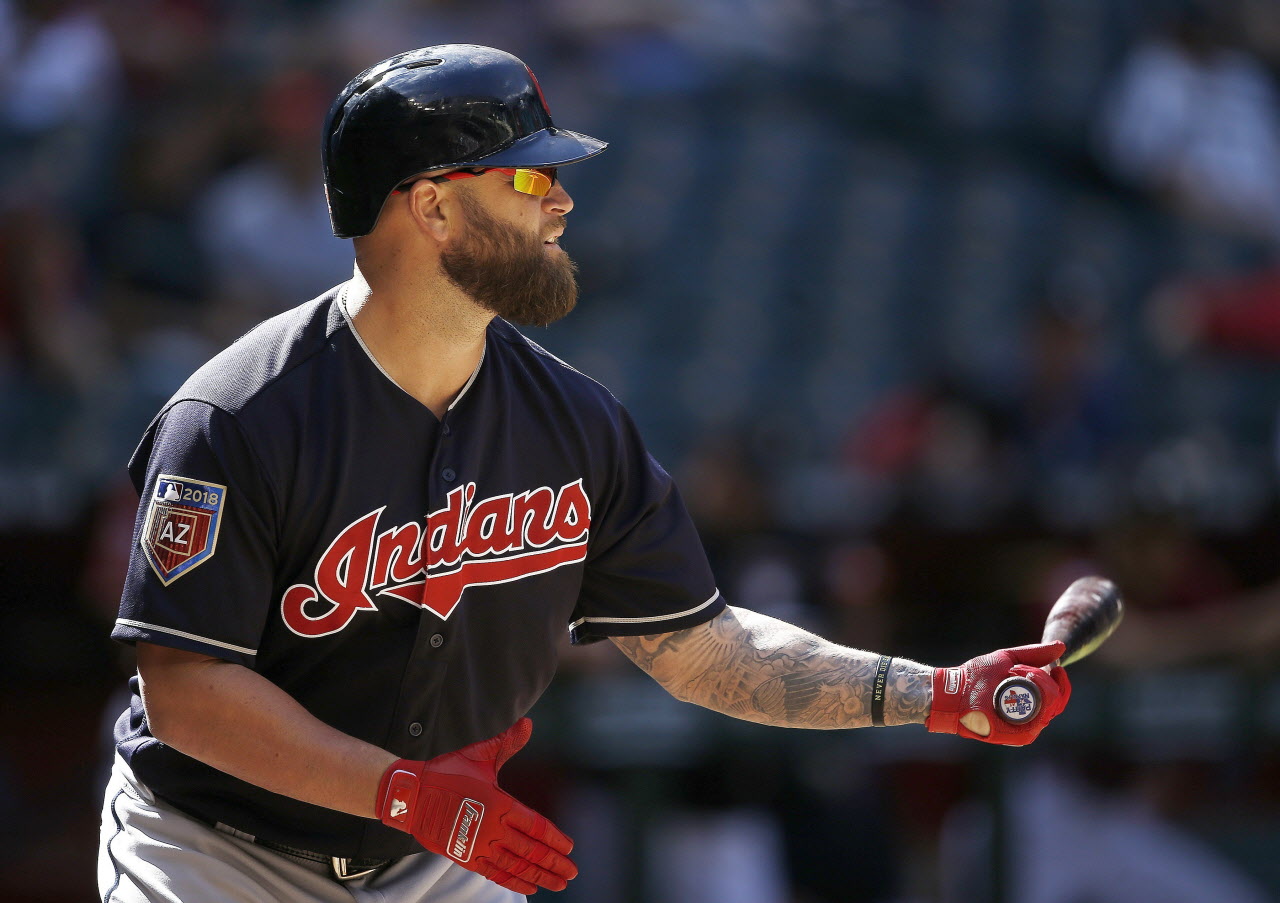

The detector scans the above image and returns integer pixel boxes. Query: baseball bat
[994,575,1124,725]
[959,576,1124,734]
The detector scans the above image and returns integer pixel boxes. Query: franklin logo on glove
[450,800,484,861]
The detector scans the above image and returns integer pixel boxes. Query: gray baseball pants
[98,754,524,902]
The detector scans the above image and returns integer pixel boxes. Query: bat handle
[992,674,1044,725]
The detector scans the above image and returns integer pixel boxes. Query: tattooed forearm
[609,606,932,729]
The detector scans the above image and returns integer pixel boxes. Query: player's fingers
[490,848,572,892]
[1010,663,1056,688]
[1004,641,1066,669]
[503,804,574,855]
[1051,664,1071,696]
[1050,665,1072,714]
[471,859,538,896]
[1008,666,1069,729]
[500,827,578,880]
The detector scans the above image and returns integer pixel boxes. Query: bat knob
[993,675,1042,725]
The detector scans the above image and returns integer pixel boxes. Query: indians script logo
[281,480,590,637]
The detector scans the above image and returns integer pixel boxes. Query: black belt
[213,822,396,882]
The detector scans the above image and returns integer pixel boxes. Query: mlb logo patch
[141,474,227,585]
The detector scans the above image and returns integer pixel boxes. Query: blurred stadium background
[3,0,1280,901]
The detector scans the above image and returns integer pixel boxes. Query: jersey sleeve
[111,400,278,666]
[571,406,724,644]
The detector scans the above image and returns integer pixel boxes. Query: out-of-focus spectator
[941,760,1273,903]
[96,91,234,323]
[193,66,351,333]
[1095,2,1280,243]
[546,0,712,96]
[0,204,113,482]
[1141,258,1280,526]
[842,378,1020,529]
[1233,0,1280,70]
[1087,508,1276,667]
[0,0,123,211]
[1093,261,1280,668]
[1148,263,1280,359]
[0,0,118,132]
[671,0,820,71]
[678,430,775,544]
[328,0,551,82]
[1009,265,1132,529]
[0,205,107,393]
[821,539,895,652]
[98,0,230,111]
[842,263,1133,532]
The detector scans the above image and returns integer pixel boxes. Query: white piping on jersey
[114,619,257,656]
[337,283,486,412]
[568,589,722,632]
[448,347,484,411]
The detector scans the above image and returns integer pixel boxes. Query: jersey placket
[395,413,460,750]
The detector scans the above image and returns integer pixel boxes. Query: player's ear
[403,181,451,243]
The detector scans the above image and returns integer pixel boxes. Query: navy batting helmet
[322,45,607,238]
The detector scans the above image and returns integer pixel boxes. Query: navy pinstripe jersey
[110,284,724,860]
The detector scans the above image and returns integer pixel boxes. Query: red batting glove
[376,718,577,894]
[926,642,1072,746]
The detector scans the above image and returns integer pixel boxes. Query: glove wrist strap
[377,759,422,832]
[926,666,963,734]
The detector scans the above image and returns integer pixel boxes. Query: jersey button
[441,424,452,437]
[441,467,456,482]
[430,633,444,648]
[408,722,423,738]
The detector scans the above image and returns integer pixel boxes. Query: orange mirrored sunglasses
[394,166,557,197]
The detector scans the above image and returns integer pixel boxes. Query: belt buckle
[332,857,379,882]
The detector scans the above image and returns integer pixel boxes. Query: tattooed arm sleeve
[609,606,932,729]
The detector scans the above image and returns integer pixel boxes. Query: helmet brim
[460,127,607,169]
[337,127,608,239]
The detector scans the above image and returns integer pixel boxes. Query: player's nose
[543,179,573,216]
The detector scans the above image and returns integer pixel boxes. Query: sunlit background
[3,1,1280,901]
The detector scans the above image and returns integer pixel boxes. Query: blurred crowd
[3,0,1280,901]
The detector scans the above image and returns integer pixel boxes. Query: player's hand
[376,718,577,894]
[925,642,1072,746]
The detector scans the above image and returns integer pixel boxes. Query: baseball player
[98,45,1072,902]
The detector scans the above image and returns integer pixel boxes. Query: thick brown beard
[440,191,579,327]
